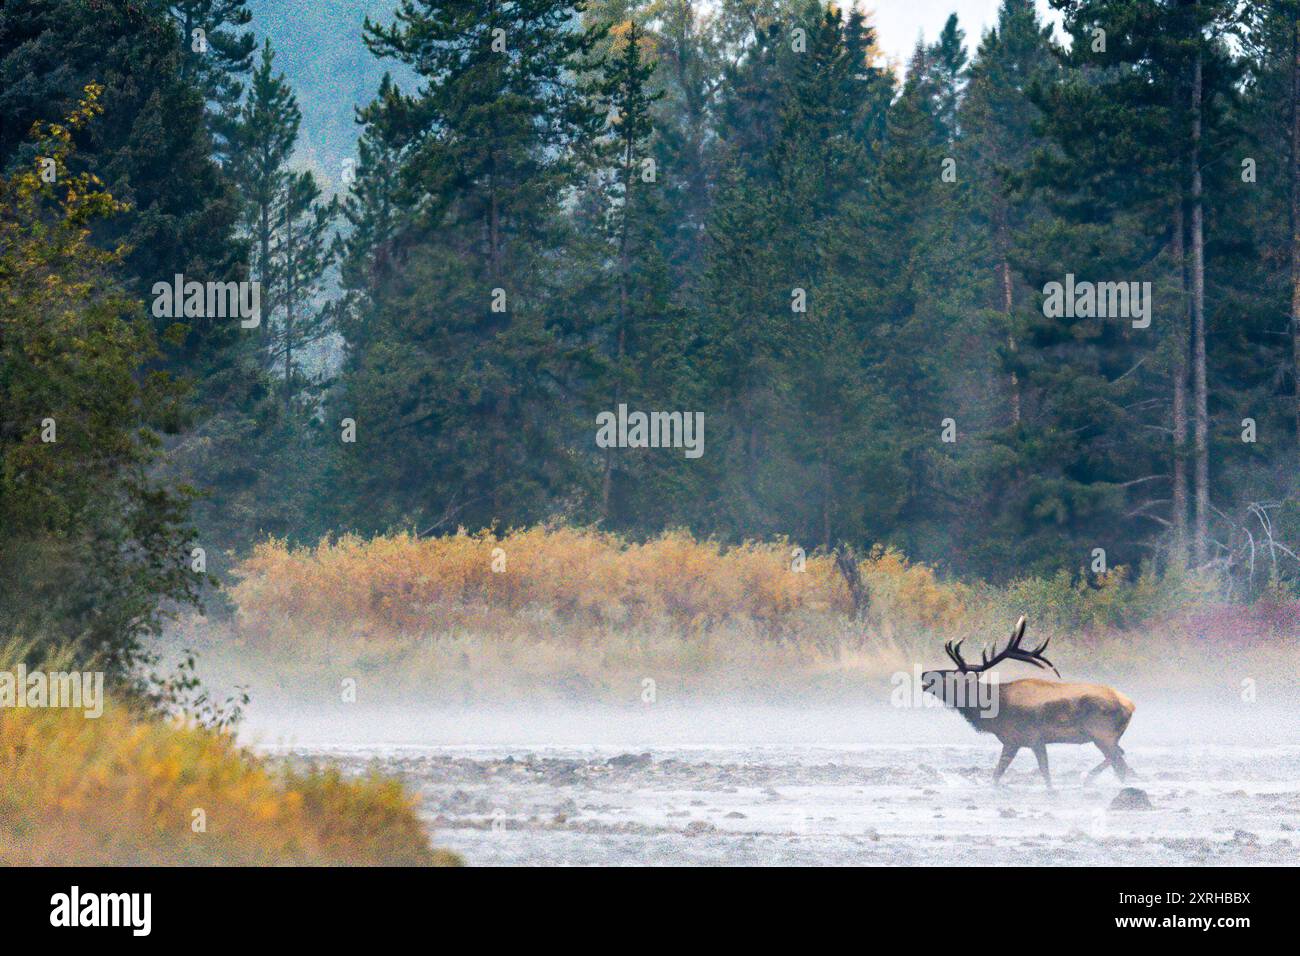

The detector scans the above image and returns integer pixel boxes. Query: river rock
[607,752,652,768]
[1110,787,1153,810]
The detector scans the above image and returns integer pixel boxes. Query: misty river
[245,700,1300,866]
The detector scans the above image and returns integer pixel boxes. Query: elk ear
[1013,615,1027,643]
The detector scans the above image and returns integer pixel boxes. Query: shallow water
[248,702,1300,866]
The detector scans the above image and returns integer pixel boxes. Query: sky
[866,0,1060,68]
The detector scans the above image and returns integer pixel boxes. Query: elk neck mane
[952,700,997,734]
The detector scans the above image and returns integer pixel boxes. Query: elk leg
[1110,746,1131,782]
[1031,743,1052,789]
[1084,741,1112,785]
[992,745,1019,784]
[1084,758,1111,785]
[1096,743,1130,782]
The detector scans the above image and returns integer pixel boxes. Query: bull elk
[920,616,1135,788]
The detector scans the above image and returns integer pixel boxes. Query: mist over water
[241,695,1295,750]
[240,682,1300,866]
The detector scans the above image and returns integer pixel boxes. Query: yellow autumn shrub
[230,526,969,641]
[0,701,459,866]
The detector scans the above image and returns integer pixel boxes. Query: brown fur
[973,679,1134,748]
[923,673,1137,788]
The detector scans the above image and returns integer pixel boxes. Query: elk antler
[949,616,1060,677]
[944,638,969,670]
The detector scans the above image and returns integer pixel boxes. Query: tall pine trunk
[1171,203,1189,568]
[820,449,832,551]
[1190,48,1210,567]
[259,203,271,346]
[602,125,637,520]
[1290,16,1300,465]
[996,204,1020,426]
[283,197,295,407]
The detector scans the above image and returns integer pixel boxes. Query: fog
[239,688,1300,866]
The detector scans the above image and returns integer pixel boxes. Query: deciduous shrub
[230,527,969,640]
[0,701,458,866]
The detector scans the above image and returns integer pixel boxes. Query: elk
[920,616,1135,788]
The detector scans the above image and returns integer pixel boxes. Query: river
[245,700,1300,865]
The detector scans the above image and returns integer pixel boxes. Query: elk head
[920,615,1060,708]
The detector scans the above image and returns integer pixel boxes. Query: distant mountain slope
[245,0,410,187]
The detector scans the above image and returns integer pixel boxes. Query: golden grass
[0,701,460,865]
[206,526,1298,703]
[231,527,969,640]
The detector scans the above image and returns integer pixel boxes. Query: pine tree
[265,170,339,405]
[230,38,340,403]
[334,74,411,380]
[834,27,977,561]
[926,13,969,142]
[696,12,804,538]
[0,0,274,588]
[1204,0,1300,586]
[780,3,894,550]
[695,1,894,546]
[0,0,248,373]
[167,0,257,159]
[233,41,301,348]
[1239,2,1300,459]
[1018,0,1244,573]
[167,36,341,562]
[583,20,675,520]
[630,0,736,281]
[960,0,1058,429]
[340,84,405,296]
[335,0,606,532]
[938,0,1059,574]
